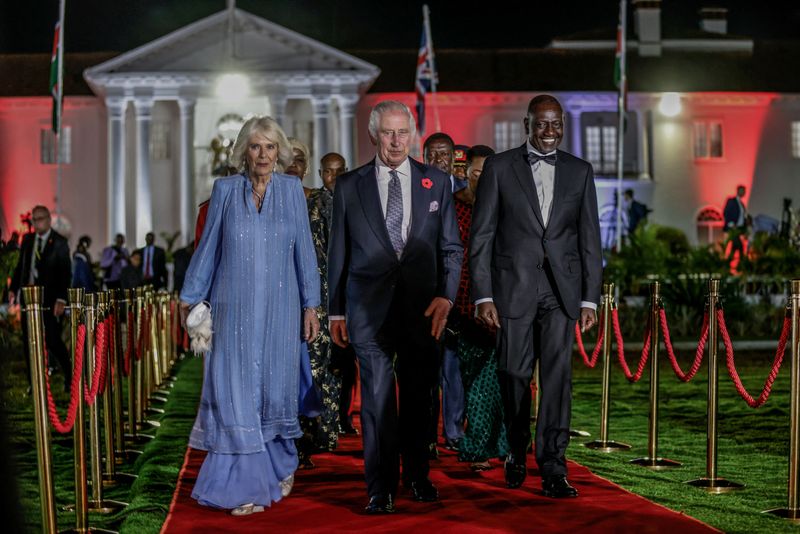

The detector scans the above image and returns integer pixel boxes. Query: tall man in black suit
[723,184,748,262]
[9,205,72,390]
[137,232,167,289]
[328,101,463,514]
[470,95,602,498]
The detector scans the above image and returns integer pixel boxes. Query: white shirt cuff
[580,301,597,311]
[474,298,494,306]
[56,298,67,305]
[328,315,345,321]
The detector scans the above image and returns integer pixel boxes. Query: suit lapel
[356,164,397,259]
[406,159,431,248]
[511,145,545,230]
[549,150,564,228]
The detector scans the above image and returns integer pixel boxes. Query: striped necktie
[385,170,404,257]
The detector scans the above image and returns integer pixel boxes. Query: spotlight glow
[658,92,682,117]
[215,73,250,101]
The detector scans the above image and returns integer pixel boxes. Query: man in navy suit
[470,95,602,498]
[723,185,748,262]
[327,101,463,513]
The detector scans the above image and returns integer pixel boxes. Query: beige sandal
[280,474,295,497]
[230,503,265,516]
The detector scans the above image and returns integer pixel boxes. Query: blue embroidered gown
[180,173,320,509]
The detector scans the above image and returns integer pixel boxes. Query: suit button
[537,263,543,270]
[543,238,548,244]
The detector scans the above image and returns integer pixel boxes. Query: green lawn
[4,335,799,533]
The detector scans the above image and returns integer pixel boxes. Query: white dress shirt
[375,156,412,242]
[474,144,596,312]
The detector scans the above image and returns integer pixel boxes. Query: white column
[178,98,195,245]
[338,95,358,168]
[311,96,331,178]
[134,98,154,246]
[269,94,288,130]
[105,98,127,244]
[569,109,583,158]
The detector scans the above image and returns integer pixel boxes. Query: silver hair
[368,100,417,139]
[288,137,311,161]
[231,116,292,174]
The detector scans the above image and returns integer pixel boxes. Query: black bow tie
[526,152,557,166]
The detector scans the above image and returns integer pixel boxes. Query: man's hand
[330,319,349,348]
[303,308,320,342]
[477,302,500,329]
[53,301,65,318]
[580,307,597,333]
[424,297,451,340]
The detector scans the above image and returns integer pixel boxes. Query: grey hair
[231,116,293,174]
[368,100,417,139]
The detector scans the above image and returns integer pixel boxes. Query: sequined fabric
[298,187,341,455]
[180,173,320,454]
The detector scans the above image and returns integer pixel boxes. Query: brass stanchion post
[111,290,141,461]
[124,289,155,444]
[585,283,631,451]
[766,280,800,519]
[68,288,88,532]
[83,293,127,513]
[154,292,172,395]
[22,286,57,534]
[687,278,743,492]
[631,281,681,468]
[146,289,167,411]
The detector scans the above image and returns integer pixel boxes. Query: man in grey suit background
[469,94,602,498]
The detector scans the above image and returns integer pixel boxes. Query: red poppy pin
[421,178,433,189]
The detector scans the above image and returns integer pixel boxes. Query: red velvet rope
[660,309,709,382]
[170,300,179,345]
[718,309,790,408]
[99,314,112,394]
[83,319,107,406]
[574,311,604,368]
[614,308,650,382]
[44,324,86,434]
[136,309,149,361]
[123,310,134,377]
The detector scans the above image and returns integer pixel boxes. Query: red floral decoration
[421,178,433,189]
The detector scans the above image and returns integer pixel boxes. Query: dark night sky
[2,0,799,54]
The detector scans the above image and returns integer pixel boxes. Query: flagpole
[422,4,441,132]
[55,0,66,217]
[615,0,627,253]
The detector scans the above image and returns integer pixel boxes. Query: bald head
[319,152,347,191]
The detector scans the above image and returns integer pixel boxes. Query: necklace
[251,186,265,210]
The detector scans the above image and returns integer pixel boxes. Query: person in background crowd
[296,152,351,469]
[286,137,313,199]
[72,235,96,292]
[451,145,509,471]
[623,189,650,236]
[5,231,20,252]
[172,241,193,294]
[120,250,143,290]
[723,184,749,263]
[328,101,463,513]
[137,232,167,290]
[470,94,602,498]
[180,115,320,515]
[100,233,129,289]
[452,144,469,180]
[9,205,72,391]
[423,132,467,456]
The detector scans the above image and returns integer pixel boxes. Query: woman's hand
[303,307,320,342]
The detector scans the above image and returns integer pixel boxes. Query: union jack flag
[415,27,437,136]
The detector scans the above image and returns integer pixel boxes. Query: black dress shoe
[365,494,395,514]
[409,478,439,502]
[443,438,461,452]
[542,475,578,498]
[428,442,439,460]
[504,453,527,489]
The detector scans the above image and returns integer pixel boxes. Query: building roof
[3,40,800,98]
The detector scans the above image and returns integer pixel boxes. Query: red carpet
[161,428,718,534]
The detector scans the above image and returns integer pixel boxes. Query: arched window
[696,206,724,245]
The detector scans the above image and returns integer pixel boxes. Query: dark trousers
[497,266,575,477]
[351,300,440,498]
[21,307,71,389]
[331,343,357,425]
[428,344,465,444]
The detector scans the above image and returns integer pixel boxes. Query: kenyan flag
[49,21,61,132]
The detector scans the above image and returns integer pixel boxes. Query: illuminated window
[693,121,723,159]
[580,112,638,176]
[493,121,523,153]
[584,125,617,174]
[40,127,71,164]
[150,122,171,160]
[792,122,800,158]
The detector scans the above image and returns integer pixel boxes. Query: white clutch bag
[186,301,213,353]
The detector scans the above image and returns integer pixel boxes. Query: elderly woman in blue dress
[180,116,320,516]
